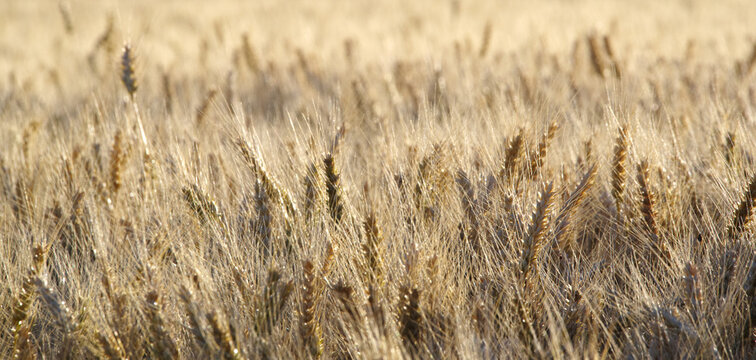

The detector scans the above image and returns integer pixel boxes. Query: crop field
[2,0,756,358]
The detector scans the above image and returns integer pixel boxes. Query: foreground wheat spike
[611,126,628,218]
[253,178,273,253]
[399,286,423,355]
[11,277,38,356]
[206,311,242,360]
[255,269,294,336]
[178,286,211,353]
[145,291,180,360]
[637,160,658,237]
[555,165,597,251]
[183,184,222,224]
[456,169,480,247]
[34,277,79,357]
[120,43,153,188]
[521,182,555,282]
[11,246,47,357]
[529,122,559,176]
[324,153,344,223]
[236,139,298,219]
[109,129,125,196]
[303,162,320,220]
[121,45,137,98]
[502,130,523,181]
[101,272,130,356]
[332,282,360,326]
[97,330,127,360]
[729,173,756,238]
[300,260,324,358]
[362,212,385,286]
[684,263,702,318]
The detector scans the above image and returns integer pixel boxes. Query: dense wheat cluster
[3,0,756,358]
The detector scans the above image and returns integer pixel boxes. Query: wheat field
[2,0,756,359]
